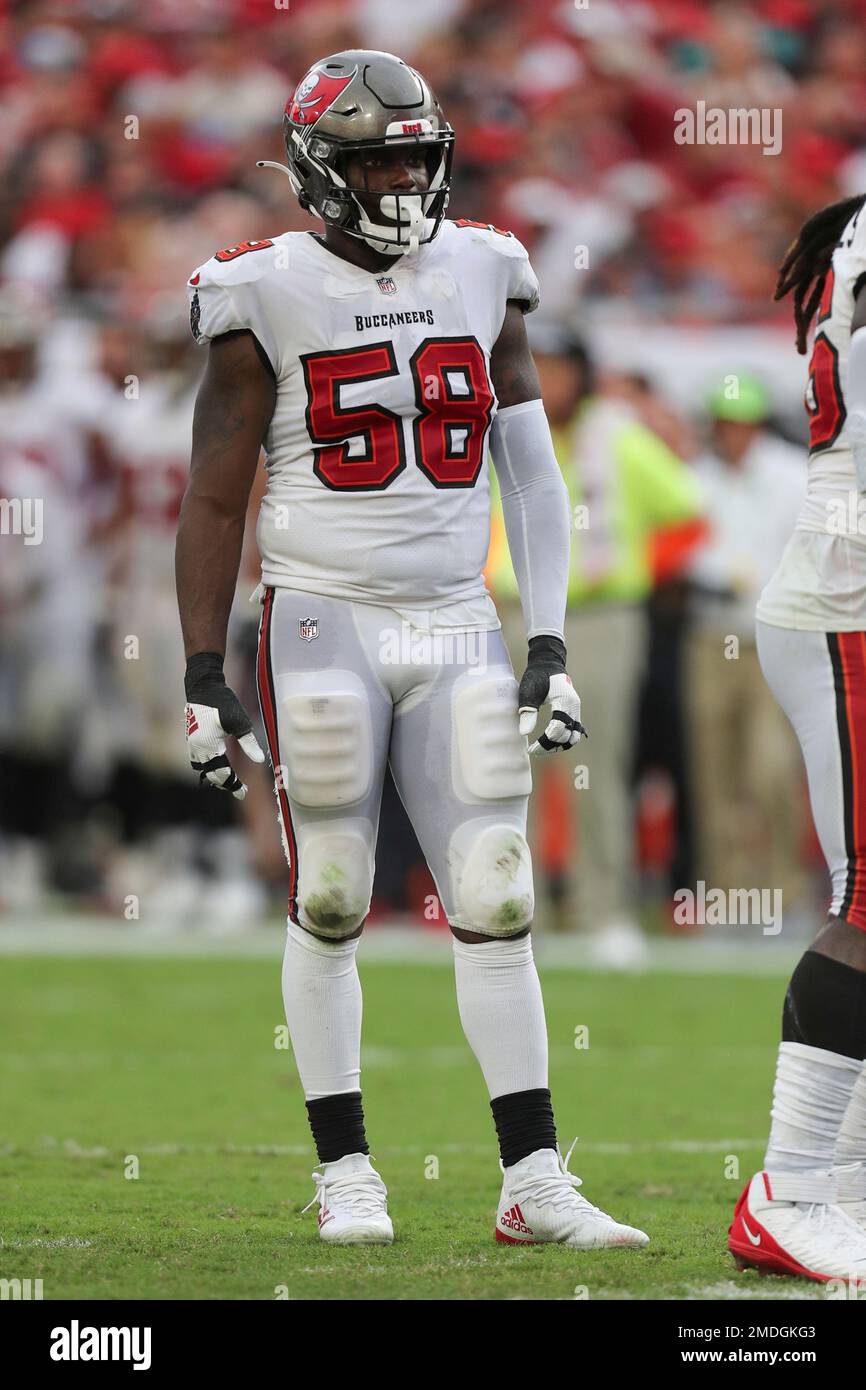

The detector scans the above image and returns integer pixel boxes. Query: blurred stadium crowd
[1,0,865,944]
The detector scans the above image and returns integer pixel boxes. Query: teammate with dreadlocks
[775,194,866,354]
[727,193,866,1283]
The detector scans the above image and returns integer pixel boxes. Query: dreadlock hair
[775,194,866,355]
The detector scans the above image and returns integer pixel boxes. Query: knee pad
[450,821,534,937]
[278,672,373,808]
[452,673,532,803]
[296,827,374,940]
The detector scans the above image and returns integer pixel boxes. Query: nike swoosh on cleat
[741,1215,761,1246]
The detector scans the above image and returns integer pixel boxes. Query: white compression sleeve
[282,921,362,1100]
[848,327,866,492]
[452,936,549,1099]
[489,398,571,640]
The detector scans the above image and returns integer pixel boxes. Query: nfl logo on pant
[298,617,319,642]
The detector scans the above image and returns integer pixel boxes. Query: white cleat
[495,1142,649,1250]
[835,1162,866,1234]
[839,1199,866,1232]
[302,1152,394,1245]
[729,1170,866,1284]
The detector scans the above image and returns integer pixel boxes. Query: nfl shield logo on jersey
[299,617,319,642]
[376,276,397,296]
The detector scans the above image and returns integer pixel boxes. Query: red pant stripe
[832,633,866,930]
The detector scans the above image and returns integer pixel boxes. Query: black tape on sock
[306,1091,369,1163]
[490,1087,557,1168]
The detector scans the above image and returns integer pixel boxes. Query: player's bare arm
[489,299,542,409]
[175,329,274,796]
[177,329,275,657]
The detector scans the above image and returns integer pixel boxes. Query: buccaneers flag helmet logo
[286,69,354,127]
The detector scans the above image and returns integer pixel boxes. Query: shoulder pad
[187,237,283,290]
[450,219,529,260]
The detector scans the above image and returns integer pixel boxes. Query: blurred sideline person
[728,195,866,1283]
[686,377,808,911]
[100,314,268,929]
[0,299,99,903]
[176,53,649,1252]
[488,329,701,966]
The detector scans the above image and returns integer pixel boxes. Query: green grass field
[0,951,822,1301]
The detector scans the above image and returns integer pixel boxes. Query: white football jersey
[757,201,866,631]
[799,199,866,524]
[187,220,538,615]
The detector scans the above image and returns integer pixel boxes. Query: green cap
[706,374,769,423]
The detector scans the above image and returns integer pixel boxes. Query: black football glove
[184,651,265,799]
[517,634,587,756]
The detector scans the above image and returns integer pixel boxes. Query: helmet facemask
[285,124,454,256]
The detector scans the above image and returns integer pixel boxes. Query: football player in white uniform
[729,194,866,1283]
[176,50,648,1251]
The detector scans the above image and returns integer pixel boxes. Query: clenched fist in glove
[517,634,587,756]
[184,651,265,799]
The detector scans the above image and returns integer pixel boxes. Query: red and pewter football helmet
[257,50,454,256]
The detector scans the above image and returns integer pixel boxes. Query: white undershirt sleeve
[488,398,571,641]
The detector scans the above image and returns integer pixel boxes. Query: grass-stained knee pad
[297,829,373,939]
[450,821,534,937]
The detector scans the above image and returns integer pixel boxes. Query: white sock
[452,935,548,1099]
[282,920,362,1100]
[764,1041,862,1174]
[834,1061,866,1195]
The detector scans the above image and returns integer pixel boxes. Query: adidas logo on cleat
[500,1204,533,1235]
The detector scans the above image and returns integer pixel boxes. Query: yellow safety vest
[485,401,700,608]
